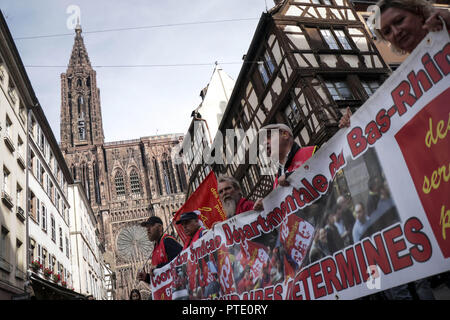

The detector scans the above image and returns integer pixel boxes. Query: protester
[137,216,182,283]
[374,0,450,54]
[309,228,332,263]
[324,209,345,253]
[254,123,316,210]
[217,175,254,218]
[367,176,382,216]
[129,289,141,300]
[335,196,355,245]
[176,211,206,249]
[352,203,372,243]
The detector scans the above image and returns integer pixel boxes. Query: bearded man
[217,176,254,218]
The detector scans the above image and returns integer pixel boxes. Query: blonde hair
[373,0,435,54]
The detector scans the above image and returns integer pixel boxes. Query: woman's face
[131,292,140,300]
[380,7,428,53]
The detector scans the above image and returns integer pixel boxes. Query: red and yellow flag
[173,171,226,243]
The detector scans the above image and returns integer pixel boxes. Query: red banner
[173,171,226,243]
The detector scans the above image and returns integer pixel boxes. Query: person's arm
[163,237,183,264]
[423,9,450,33]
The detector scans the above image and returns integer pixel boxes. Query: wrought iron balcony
[4,134,15,152]
[1,190,14,209]
[16,206,25,222]
[17,153,26,169]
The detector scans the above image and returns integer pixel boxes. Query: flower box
[30,260,42,272]
[43,268,53,278]
[52,273,61,283]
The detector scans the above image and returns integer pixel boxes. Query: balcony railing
[17,153,26,169]
[16,206,25,222]
[1,190,14,209]
[0,256,12,273]
[4,134,15,152]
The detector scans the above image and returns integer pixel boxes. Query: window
[16,184,23,209]
[48,253,53,271]
[258,63,269,85]
[5,116,12,139]
[129,170,141,195]
[176,164,187,192]
[36,198,40,223]
[39,128,45,151]
[320,29,339,49]
[29,150,35,171]
[284,97,302,129]
[153,158,163,196]
[37,244,43,265]
[29,238,36,265]
[17,136,24,157]
[257,50,275,86]
[3,167,10,194]
[334,30,352,50]
[114,171,125,196]
[1,227,9,261]
[28,191,36,221]
[362,80,381,96]
[51,215,56,242]
[161,158,177,195]
[41,203,47,232]
[66,236,70,258]
[59,227,63,251]
[325,80,354,100]
[42,248,47,268]
[319,29,352,50]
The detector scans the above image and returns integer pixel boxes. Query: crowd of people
[127,0,449,300]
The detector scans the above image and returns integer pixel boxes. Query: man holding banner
[137,216,182,283]
[176,211,206,250]
[254,123,316,211]
[217,176,254,218]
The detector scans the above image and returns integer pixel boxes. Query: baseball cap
[260,123,293,136]
[175,211,199,224]
[140,216,163,227]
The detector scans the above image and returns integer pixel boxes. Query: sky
[1,0,269,142]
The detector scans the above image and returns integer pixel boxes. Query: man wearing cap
[137,216,182,283]
[176,211,206,250]
[254,123,316,210]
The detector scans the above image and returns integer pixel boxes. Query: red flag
[173,171,226,243]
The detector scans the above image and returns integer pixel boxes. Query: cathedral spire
[68,23,91,70]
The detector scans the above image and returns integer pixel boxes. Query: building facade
[68,183,106,300]
[181,64,235,197]
[0,13,29,300]
[27,101,74,296]
[60,25,188,300]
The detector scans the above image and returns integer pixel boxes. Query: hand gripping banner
[151,28,450,300]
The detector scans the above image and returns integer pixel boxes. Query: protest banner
[151,28,450,300]
[173,171,226,244]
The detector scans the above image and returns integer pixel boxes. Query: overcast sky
[1,0,269,142]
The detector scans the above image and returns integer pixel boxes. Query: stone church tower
[60,25,188,300]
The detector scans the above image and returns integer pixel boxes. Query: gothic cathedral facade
[60,26,188,299]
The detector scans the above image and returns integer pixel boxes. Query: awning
[30,274,87,300]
